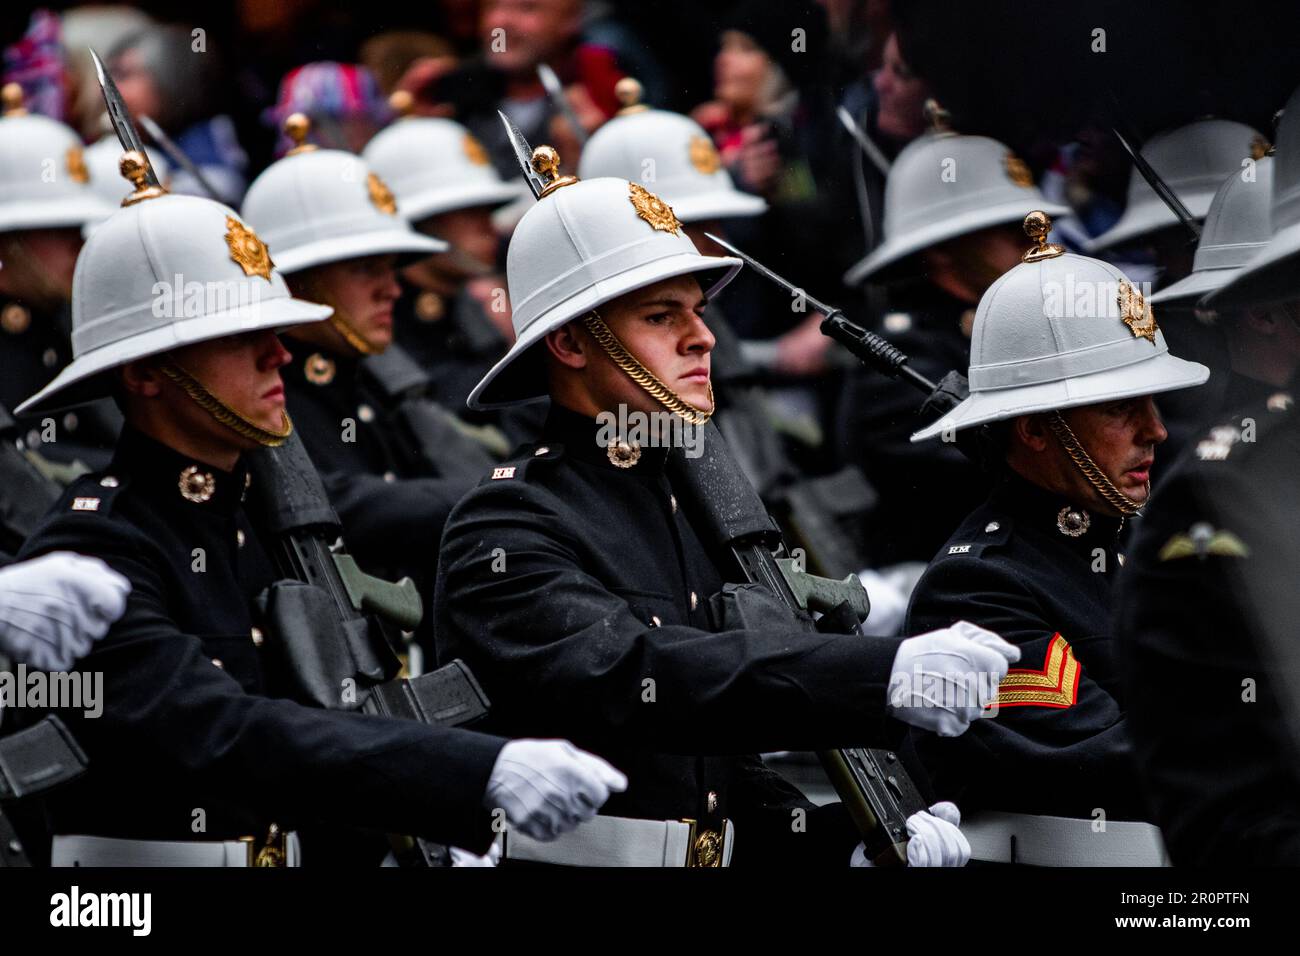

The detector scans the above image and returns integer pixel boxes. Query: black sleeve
[20,517,507,853]
[435,482,907,755]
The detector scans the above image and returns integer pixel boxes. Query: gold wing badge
[1158,522,1250,561]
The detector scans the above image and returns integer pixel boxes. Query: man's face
[164,330,293,448]
[481,0,582,74]
[293,254,402,354]
[571,273,715,416]
[412,206,499,282]
[1029,396,1168,513]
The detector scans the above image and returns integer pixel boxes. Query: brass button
[178,465,216,503]
[42,347,59,368]
[236,529,246,548]
[382,471,396,483]
[670,494,678,514]
[99,476,119,488]
[706,791,718,813]
[1117,553,1126,567]
[250,627,264,647]
[415,291,444,322]
[304,353,335,385]
[357,404,375,423]
[650,615,662,627]
[534,446,550,456]
[1,303,30,334]
[62,412,78,432]
[690,591,698,611]
[984,521,1000,533]
[211,658,224,669]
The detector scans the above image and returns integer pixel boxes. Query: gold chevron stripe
[994,633,1080,709]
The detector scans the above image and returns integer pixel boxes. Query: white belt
[962,811,1170,866]
[503,815,734,867]
[51,832,302,867]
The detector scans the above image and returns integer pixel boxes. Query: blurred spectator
[264,61,391,155]
[108,22,248,204]
[450,0,628,179]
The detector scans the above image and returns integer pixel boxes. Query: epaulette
[481,441,565,484]
[1192,390,1294,464]
[62,471,131,515]
[935,514,1014,560]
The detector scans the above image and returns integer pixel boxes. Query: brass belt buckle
[681,818,729,867]
[254,823,287,867]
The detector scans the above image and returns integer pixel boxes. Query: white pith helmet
[240,113,445,275]
[0,82,115,233]
[362,97,523,223]
[577,78,767,223]
[844,109,1068,285]
[1085,118,1263,252]
[1149,156,1273,306]
[912,210,1209,442]
[1207,87,1300,309]
[17,151,331,417]
[466,145,742,409]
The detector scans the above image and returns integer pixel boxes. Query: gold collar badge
[628,182,681,235]
[689,135,721,175]
[66,146,89,184]
[368,172,398,215]
[1118,280,1158,344]
[607,439,642,469]
[225,216,275,281]
[179,465,216,503]
[304,353,336,385]
[1056,506,1091,537]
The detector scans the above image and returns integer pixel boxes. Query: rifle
[666,424,923,865]
[0,708,88,866]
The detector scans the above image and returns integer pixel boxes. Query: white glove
[483,739,628,841]
[0,552,130,671]
[887,620,1019,736]
[850,801,970,867]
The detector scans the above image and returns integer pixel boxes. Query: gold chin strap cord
[160,361,293,447]
[1047,411,1145,516]
[582,309,713,426]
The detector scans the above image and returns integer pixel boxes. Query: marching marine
[1117,85,1300,864]
[905,211,1209,864]
[434,139,1019,867]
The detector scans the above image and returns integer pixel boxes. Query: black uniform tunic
[16,426,504,856]
[435,404,912,866]
[905,472,1144,819]
[1117,390,1300,864]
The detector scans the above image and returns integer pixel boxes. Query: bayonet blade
[89,48,161,188]
[138,114,220,201]
[704,232,839,317]
[836,105,891,176]
[498,109,547,199]
[537,63,588,149]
